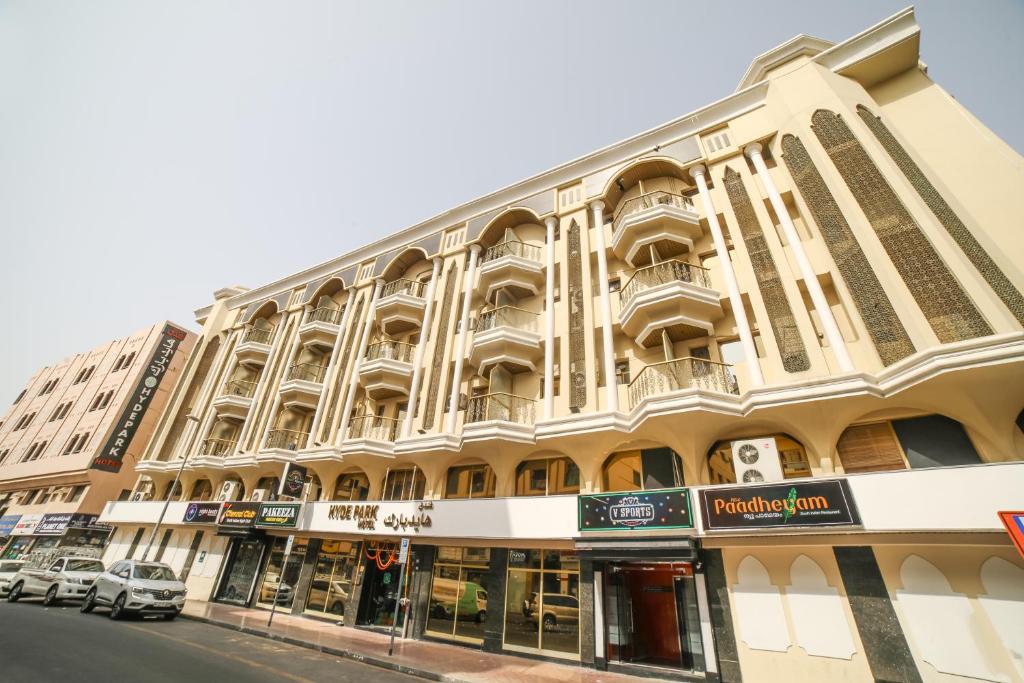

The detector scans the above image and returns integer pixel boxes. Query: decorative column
[745,142,854,373]
[690,164,764,387]
[543,216,558,420]
[446,244,482,433]
[588,201,618,413]
[336,279,384,444]
[306,294,358,446]
[402,257,443,438]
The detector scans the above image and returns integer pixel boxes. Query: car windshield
[66,560,104,572]
[0,562,23,572]
[132,564,176,581]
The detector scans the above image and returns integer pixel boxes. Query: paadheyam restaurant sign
[90,324,187,473]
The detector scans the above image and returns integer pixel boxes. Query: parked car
[0,560,26,596]
[6,557,105,606]
[525,592,579,631]
[81,559,187,620]
[258,572,293,605]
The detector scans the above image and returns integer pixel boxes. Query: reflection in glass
[444,464,496,499]
[503,549,581,657]
[504,570,541,649]
[382,468,426,501]
[426,547,491,643]
[602,448,683,492]
[333,472,369,501]
[514,457,580,496]
[256,537,307,609]
[304,540,361,621]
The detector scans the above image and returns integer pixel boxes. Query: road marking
[123,623,316,683]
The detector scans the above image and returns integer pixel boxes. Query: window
[255,537,308,610]
[381,468,426,501]
[63,432,91,455]
[614,359,630,385]
[0,449,11,464]
[333,472,369,501]
[38,378,60,396]
[13,412,36,431]
[112,352,135,372]
[836,415,981,473]
[30,489,47,505]
[603,448,684,492]
[608,277,621,293]
[66,485,87,503]
[124,529,145,561]
[504,549,581,656]
[89,390,114,412]
[22,441,48,462]
[515,457,580,496]
[12,389,26,405]
[425,547,491,643]
[73,365,96,385]
[50,402,72,421]
[304,539,361,620]
[707,435,810,484]
[444,464,496,500]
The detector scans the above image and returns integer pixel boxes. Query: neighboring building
[0,323,196,561]
[99,8,1024,683]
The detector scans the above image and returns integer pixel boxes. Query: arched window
[837,414,980,473]
[382,468,426,501]
[255,476,280,500]
[444,463,496,499]
[707,435,810,484]
[333,471,369,501]
[515,457,580,496]
[190,479,213,501]
[602,447,683,492]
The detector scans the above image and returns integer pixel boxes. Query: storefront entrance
[356,544,408,629]
[215,537,266,606]
[604,562,705,672]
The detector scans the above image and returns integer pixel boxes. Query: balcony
[278,363,327,411]
[618,260,724,348]
[200,437,237,457]
[346,415,400,442]
[611,191,702,267]
[212,379,257,420]
[477,240,545,303]
[466,392,535,425]
[628,357,739,408]
[375,279,427,335]
[298,305,344,352]
[359,341,415,399]
[469,306,543,374]
[235,325,275,367]
[265,429,309,452]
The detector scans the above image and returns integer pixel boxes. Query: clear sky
[0,0,1021,399]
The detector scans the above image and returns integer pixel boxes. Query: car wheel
[6,582,23,603]
[542,614,556,631]
[476,609,487,624]
[164,611,178,621]
[81,588,97,613]
[109,593,127,620]
[329,601,344,615]
[43,585,59,607]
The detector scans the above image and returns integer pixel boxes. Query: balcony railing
[309,305,343,325]
[242,325,274,345]
[477,306,540,333]
[266,429,309,451]
[481,240,542,264]
[287,363,327,383]
[619,260,713,306]
[347,415,400,442]
[612,191,696,236]
[380,279,426,299]
[222,378,257,398]
[628,357,739,407]
[201,437,237,457]
[465,392,536,425]
[364,340,416,363]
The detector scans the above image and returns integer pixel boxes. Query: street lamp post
[141,414,199,561]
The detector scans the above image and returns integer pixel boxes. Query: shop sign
[217,501,261,529]
[68,513,111,531]
[0,514,22,537]
[10,514,43,536]
[91,324,189,473]
[35,513,75,535]
[578,488,693,532]
[183,502,222,524]
[255,503,301,528]
[327,503,381,530]
[700,479,860,531]
[278,463,307,499]
[998,511,1024,560]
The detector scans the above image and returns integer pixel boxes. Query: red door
[625,566,681,666]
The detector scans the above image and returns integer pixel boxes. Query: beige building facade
[0,322,196,560]
[100,8,1024,683]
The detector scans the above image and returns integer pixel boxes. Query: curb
[179,611,467,683]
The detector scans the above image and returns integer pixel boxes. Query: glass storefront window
[216,538,265,605]
[602,448,683,492]
[425,546,492,643]
[256,537,308,610]
[503,549,580,659]
[305,539,362,620]
[444,464,496,499]
[514,457,580,496]
[382,468,426,501]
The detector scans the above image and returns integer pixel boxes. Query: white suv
[6,557,105,605]
[81,559,187,620]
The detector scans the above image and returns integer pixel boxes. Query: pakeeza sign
[579,488,693,532]
[90,324,188,473]
[183,502,222,524]
[256,503,301,528]
[700,479,860,531]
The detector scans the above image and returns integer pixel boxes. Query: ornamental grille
[567,219,588,409]
[811,110,991,342]
[781,134,915,366]
[317,293,363,443]
[420,262,458,430]
[723,167,811,372]
[856,105,1024,326]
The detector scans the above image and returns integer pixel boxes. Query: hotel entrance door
[604,562,705,672]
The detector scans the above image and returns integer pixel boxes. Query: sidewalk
[181,600,662,683]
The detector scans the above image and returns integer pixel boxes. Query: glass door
[255,537,308,610]
[215,538,266,606]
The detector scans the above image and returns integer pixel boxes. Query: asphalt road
[0,599,417,683]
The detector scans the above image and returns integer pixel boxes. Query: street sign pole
[388,538,410,656]
[267,534,295,628]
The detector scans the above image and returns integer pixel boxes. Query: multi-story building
[99,8,1024,683]
[0,322,196,560]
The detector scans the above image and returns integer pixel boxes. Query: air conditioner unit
[218,481,240,502]
[250,488,269,502]
[731,438,784,484]
[131,491,146,502]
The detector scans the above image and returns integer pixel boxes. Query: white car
[6,557,105,605]
[81,559,187,620]
[0,560,26,596]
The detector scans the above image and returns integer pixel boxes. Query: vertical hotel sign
[90,324,187,473]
